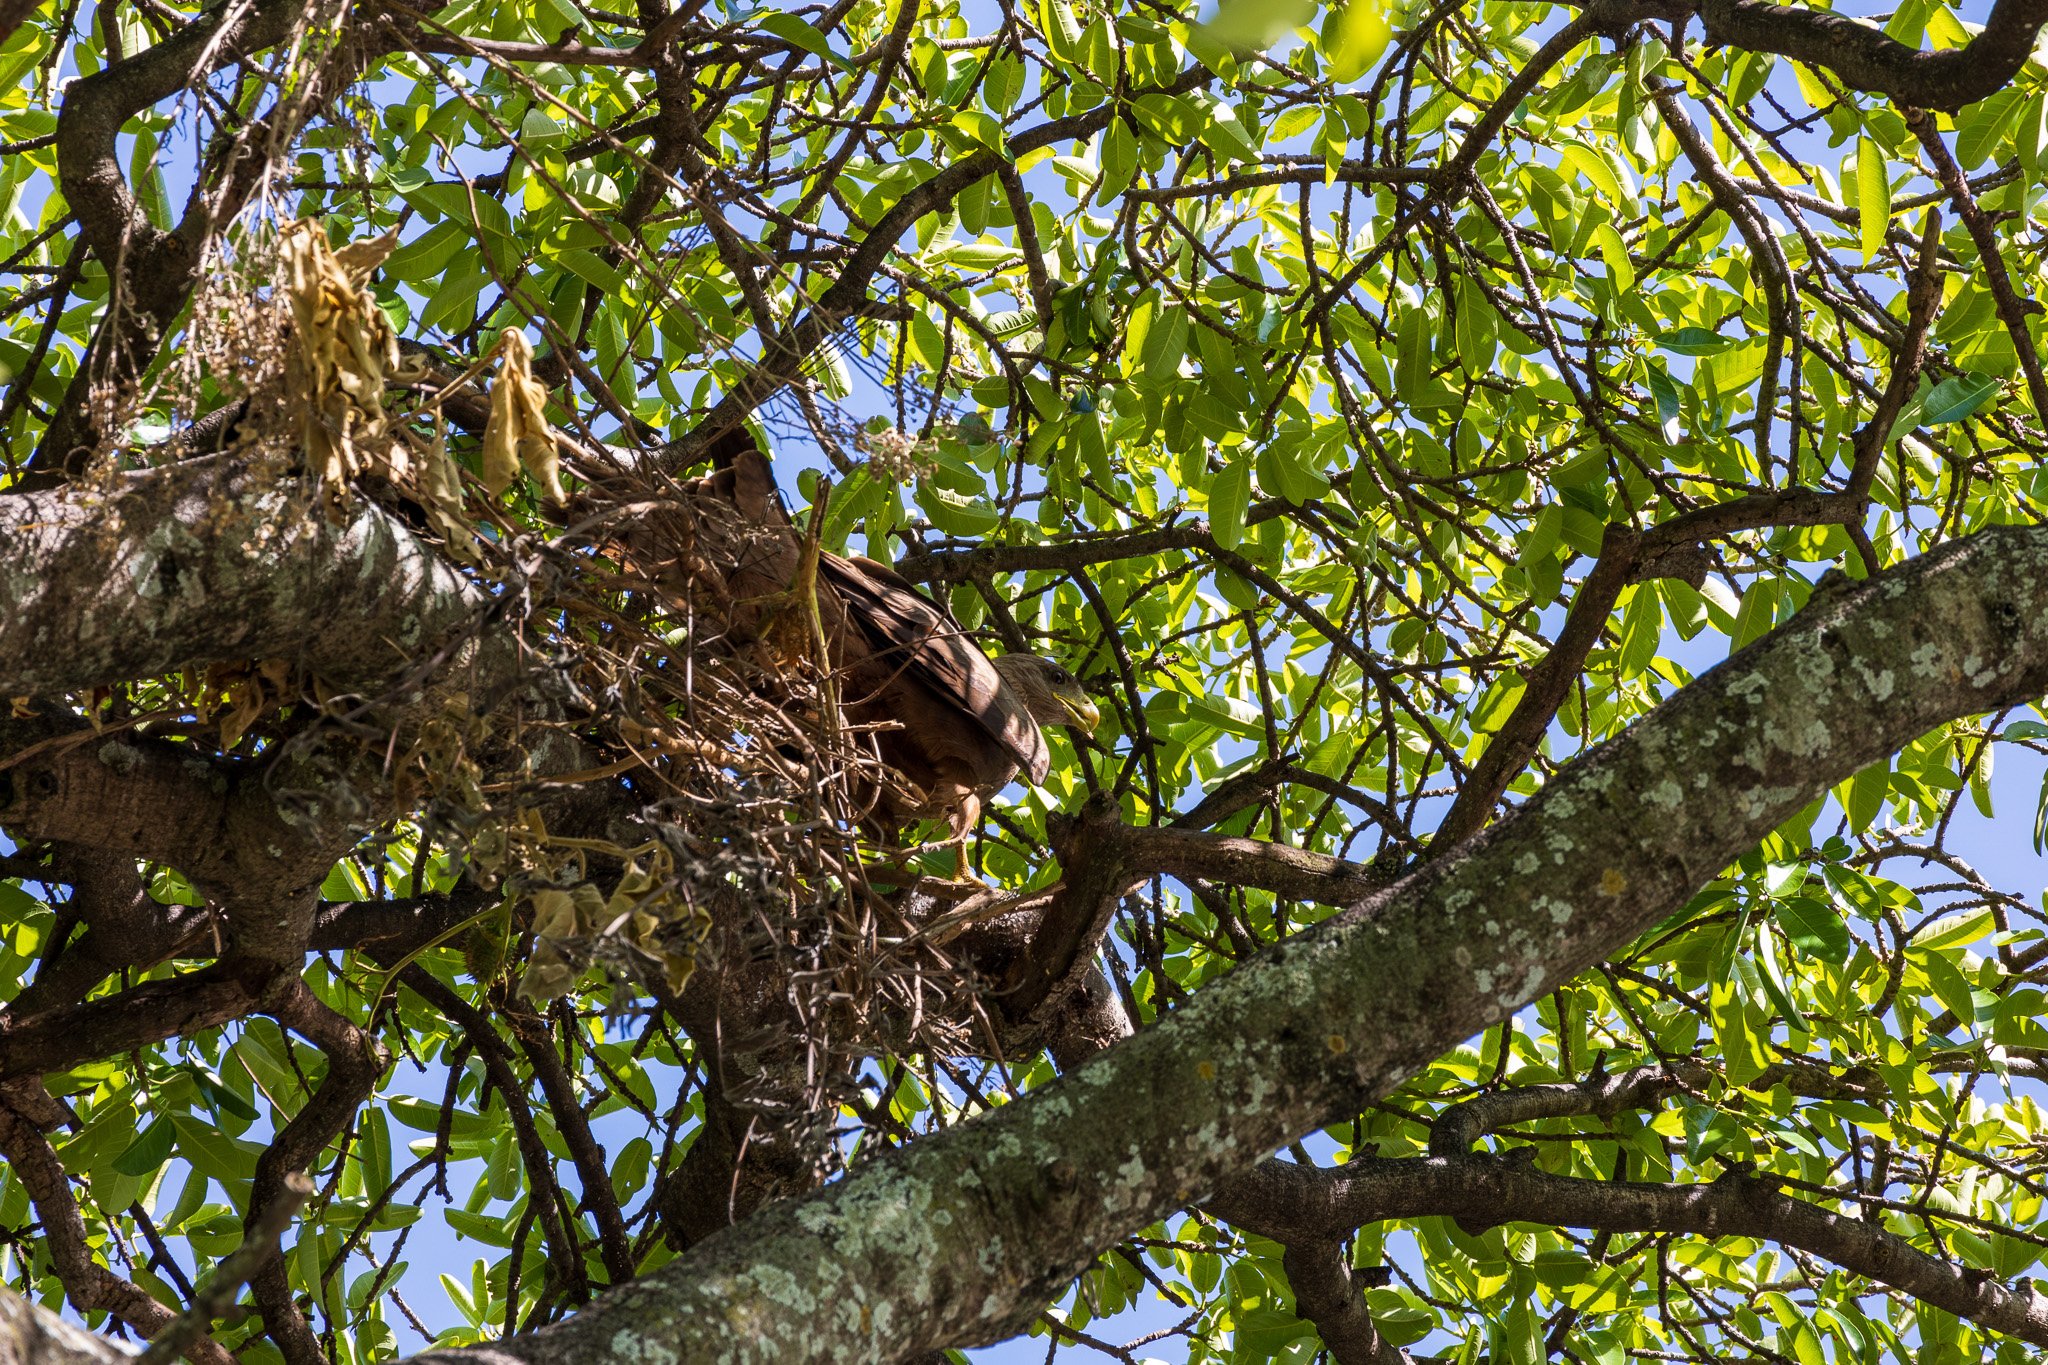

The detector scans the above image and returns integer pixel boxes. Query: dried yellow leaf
[278,219,403,500]
[482,329,563,502]
[530,888,579,940]
[332,228,400,281]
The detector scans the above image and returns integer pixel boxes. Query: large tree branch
[0,458,512,699]
[1689,0,2048,113]
[0,962,283,1082]
[392,521,2048,1362]
[1278,1239,1410,1365]
[0,1284,137,1365]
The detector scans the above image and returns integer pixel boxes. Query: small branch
[400,969,592,1304]
[245,982,389,1365]
[1122,824,1393,909]
[136,1173,313,1365]
[0,962,272,1082]
[507,1005,637,1284]
[1279,1239,1410,1365]
[1649,80,1791,465]
[1428,1062,1707,1156]
[0,1283,140,1365]
[1432,521,1638,851]
[1908,110,2048,423]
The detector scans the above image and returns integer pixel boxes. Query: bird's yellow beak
[1063,696,1102,730]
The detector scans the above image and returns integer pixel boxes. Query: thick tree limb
[1690,0,2048,114]
[394,520,2048,1362]
[0,961,281,1082]
[0,1284,137,1365]
[1121,824,1392,908]
[0,458,511,699]
[1428,1063,1704,1156]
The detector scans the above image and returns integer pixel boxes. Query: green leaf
[1185,690,1268,738]
[321,859,368,902]
[1681,1097,1739,1165]
[982,55,1024,114]
[756,12,850,69]
[1956,86,2022,169]
[1753,929,1806,1029]
[1325,0,1391,82]
[445,1208,516,1247]
[2036,768,2048,853]
[1856,135,1890,260]
[940,240,1019,269]
[519,108,564,145]
[1188,91,1260,163]
[1560,142,1625,205]
[1099,118,1139,195]
[112,1119,174,1177]
[1200,0,1314,53]
[1209,455,1251,550]
[951,110,1008,155]
[1844,760,1888,833]
[1617,584,1659,677]
[1589,221,1633,289]
[1732,581,1776,647]
[1039,0,1083,63]
[1915,949,1979,1028]
[1644,360,1682,438]
[1132,93,1199,144]
[168,1113,263,1185]
[1658,327,1730,356]
[918,482,1002,536]
[1912,907,1993,952]
[1920,374,1998,426]
[1395,306,1431,403]
[553,249,627,296]
[1140,304,1189,380]
[1773,895,1849,965]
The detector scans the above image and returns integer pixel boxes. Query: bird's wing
[818,551,1051,786]
[698,431,1051,786]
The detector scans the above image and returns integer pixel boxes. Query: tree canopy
[6,0,2048,1363]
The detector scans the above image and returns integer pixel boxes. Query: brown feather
[817,552,1051,786]
[677,436,1050,833]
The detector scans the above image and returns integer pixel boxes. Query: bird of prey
[652,427,1100,875]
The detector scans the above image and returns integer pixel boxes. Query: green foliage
[5,0,2048,1359]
